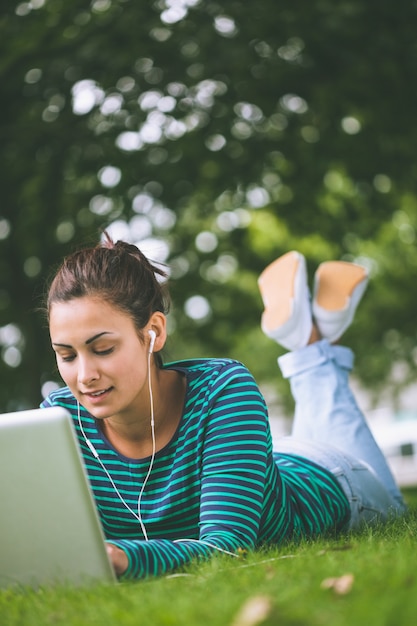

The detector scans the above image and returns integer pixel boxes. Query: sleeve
[108,364,272,580]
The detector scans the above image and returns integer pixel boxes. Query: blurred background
[1,1,417,482]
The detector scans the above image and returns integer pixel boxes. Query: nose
[77,356,99,386]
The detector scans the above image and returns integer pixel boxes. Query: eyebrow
[52,332,113,348]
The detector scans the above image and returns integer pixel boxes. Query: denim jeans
[274,340,406,529]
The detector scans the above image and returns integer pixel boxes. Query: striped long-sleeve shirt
[41,358,350,579]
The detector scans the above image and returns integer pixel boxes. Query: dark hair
[46,234,170,365]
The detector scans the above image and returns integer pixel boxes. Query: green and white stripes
[42,358,349,579]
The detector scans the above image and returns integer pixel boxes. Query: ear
[147,312,167,353]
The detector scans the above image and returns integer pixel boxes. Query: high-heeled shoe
[258,251,312,351]
[312,260,368,343]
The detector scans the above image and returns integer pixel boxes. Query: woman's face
[49,296,153,423]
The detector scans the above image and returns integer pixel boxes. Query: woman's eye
[95,347,114,356]
[61,354,76,362]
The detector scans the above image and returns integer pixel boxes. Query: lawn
[1,489,416,626]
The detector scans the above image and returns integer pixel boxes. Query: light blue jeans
[275,340,406,529]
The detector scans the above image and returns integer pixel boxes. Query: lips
[83,386,112,400]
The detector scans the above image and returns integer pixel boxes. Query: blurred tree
[1,0,417,413]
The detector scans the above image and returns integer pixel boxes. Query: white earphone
[148,329,156,353]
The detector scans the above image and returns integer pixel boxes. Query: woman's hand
[106,544,129,576]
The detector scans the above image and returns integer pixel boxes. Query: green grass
[2,489,416,626]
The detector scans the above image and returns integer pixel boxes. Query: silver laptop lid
[0,406,116,588]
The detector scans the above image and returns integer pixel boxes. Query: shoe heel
[314,261,368,311]
[313,261,369,342]
[258,251,301,333]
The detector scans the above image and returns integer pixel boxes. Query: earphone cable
[136,345,157,540]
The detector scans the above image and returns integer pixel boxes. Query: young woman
[42,237,406,579]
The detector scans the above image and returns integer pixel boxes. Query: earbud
[148,329,156,353]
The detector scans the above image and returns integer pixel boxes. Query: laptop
[0,406,116,589]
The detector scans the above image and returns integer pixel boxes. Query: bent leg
[275,437,404,528]
[278,339,405,510]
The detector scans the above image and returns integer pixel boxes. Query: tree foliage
[1,0,417,412]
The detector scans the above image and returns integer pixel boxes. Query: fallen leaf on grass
[321,573,354,595]
[231,595,272,626]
